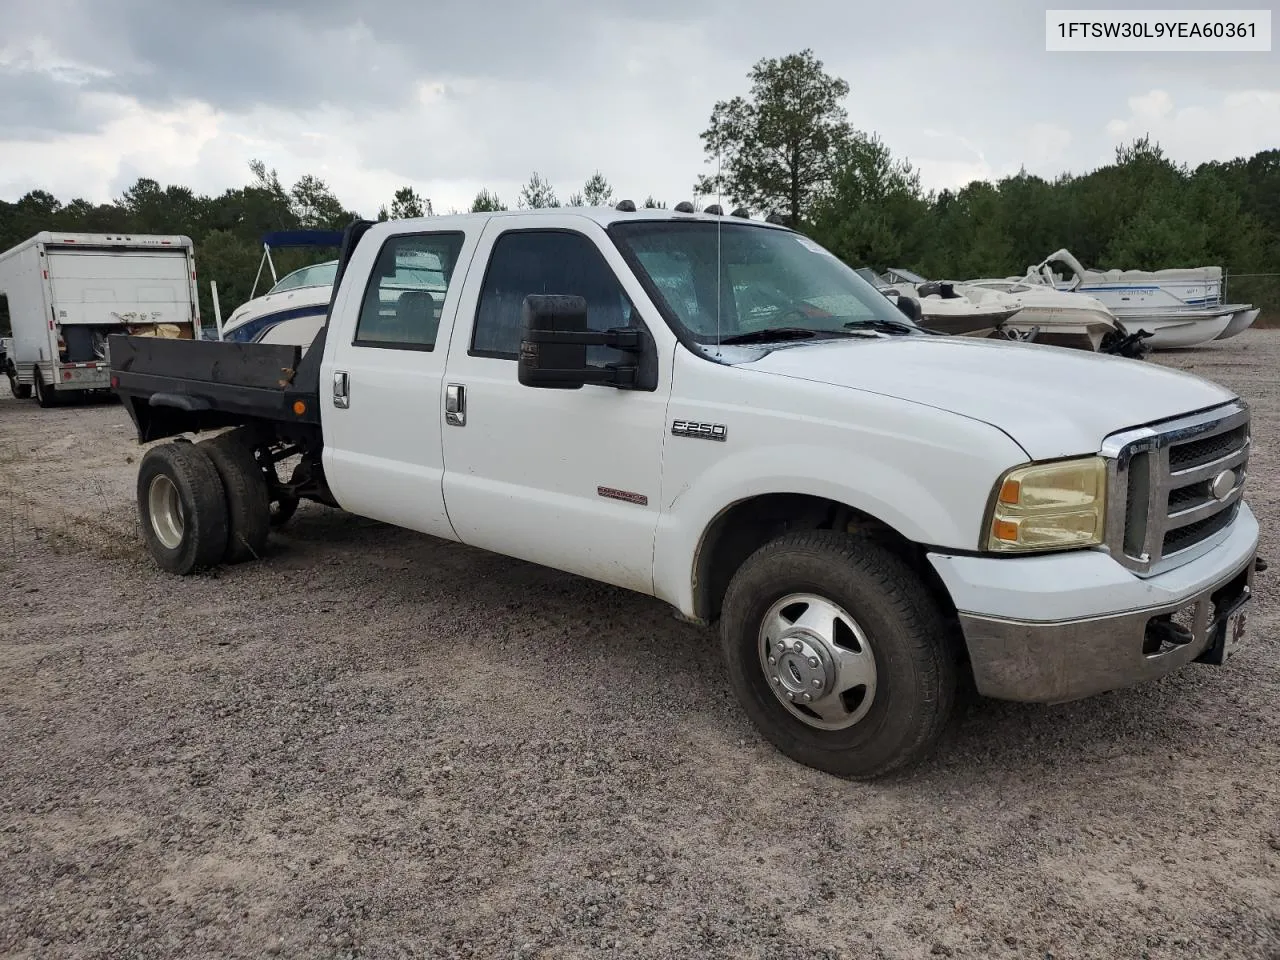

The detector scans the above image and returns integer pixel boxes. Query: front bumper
[929,504,1260,703]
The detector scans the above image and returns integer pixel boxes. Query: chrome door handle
[445,383,465,426]
[333,370,349,408]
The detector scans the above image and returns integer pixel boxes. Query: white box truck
[0,232,200,406]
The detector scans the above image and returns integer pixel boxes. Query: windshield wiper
[718,327,851,345]
[842,318,919,336]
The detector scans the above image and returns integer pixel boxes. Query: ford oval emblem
[1211,469,1235,501]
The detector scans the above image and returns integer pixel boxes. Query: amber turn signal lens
[293,400,306,415]
[987,456,1107,553]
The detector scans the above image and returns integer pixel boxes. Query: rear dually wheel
[136,441,229,575]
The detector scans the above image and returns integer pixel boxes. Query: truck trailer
[0,232,199,406]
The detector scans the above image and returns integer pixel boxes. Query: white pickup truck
[108,206,1262,779]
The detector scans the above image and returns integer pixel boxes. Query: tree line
[2,48,1276,333]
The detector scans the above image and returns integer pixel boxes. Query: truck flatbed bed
[109,334,321,442]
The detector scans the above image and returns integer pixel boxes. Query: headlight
[986,456,1107,553]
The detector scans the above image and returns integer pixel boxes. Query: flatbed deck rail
[109,335,320,442]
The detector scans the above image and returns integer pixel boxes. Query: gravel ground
[1,331,1277,960]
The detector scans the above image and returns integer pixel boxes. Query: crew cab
[108,207,1262,779]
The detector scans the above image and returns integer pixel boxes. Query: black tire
[33,371,56,408]
[208,426,299,528]
[719,530,959,780]
[7,367,31,399]
[202,435,271,564]
[136,441,229,575]
[270,494,299,527]
[208,426,300,527]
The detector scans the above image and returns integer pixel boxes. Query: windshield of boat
[609,220,920,345]
[853,266,889,289]
[269,260,339,294]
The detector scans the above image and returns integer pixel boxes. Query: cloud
[0,0,1277,216]
[1018,123,1073,172]
[1105,88,1280,165]
[0,94,234,204]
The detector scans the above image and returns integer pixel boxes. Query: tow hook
[1255,555,1268,574]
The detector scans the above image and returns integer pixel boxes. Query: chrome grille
[1102,401,1250,576]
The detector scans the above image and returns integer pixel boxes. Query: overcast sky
[0,0,1275,216]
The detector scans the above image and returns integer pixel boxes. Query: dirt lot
[1,332,1277,960]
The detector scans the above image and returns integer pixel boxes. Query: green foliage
[558,172,611,207]
[698,49,853,224]
[0,159,364,329]
[3,112,1276,330]
[389,186,429,219]
[517,172,558,209]
[470,189,506,212]
[582,171,613,207]
[808,133,929,270]
[692,50,1277,321]
[289,174,355,229]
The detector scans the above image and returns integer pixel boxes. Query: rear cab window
[353,232,465,351]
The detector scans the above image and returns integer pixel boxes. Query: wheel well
[692,494,958,625]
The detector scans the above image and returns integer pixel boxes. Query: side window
[354,232,465,350]
[471,230,637,364]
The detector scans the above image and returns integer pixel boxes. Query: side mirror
[517,294,644,390]
[895,294,924,324]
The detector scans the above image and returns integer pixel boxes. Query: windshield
[268,260,339,294]
[854,266,889,289]
[608,221,917,345]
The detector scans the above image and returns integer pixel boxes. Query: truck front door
[319,224,478,540]
[439,218,673,595]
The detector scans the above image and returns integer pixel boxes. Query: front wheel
[719,530,959,779]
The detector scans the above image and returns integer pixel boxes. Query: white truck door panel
[320,225,480,540]
[440,218,673,595]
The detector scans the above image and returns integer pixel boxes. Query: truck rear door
[318,223,480,541]
[47,248,194,328]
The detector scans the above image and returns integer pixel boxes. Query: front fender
[651,429,1028,618]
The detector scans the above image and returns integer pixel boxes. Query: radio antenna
[715,142,723,357]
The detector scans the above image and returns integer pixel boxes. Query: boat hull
[1024,250,1257,350]
[1118,313,1233,348]
[1214,307,1260,341]
[961,280,1124,352]
[926,307,1021,338]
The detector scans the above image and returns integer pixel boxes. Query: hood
[738,335,1237,460]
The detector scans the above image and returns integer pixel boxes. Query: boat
[1215,307,1261,341]
[218,231,453,355]
[1019,249,1258,349]
[862,268,1024,338]
[961,276,1130,352]
[218,230,343,346]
